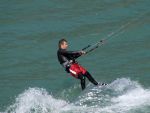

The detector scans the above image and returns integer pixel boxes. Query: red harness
[69,63,87,78]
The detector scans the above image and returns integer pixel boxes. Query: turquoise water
[0,0,150,113]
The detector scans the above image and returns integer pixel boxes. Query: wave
[1,78,150,113]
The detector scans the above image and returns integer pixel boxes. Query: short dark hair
[58,38,67,48]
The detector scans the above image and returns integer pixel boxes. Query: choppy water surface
[0,0,150,113]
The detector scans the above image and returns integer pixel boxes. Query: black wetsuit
[57,48,82,72]
[57,48,98,90]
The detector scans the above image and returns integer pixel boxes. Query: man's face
[61,41,68,49]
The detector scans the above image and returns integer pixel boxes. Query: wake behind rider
[57,38,103,90]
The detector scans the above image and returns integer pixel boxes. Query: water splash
[4,88,69,113]
[1,78,150,113]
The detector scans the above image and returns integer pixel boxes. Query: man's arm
[60,49,85,59]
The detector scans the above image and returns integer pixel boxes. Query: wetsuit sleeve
[61,50,82,59]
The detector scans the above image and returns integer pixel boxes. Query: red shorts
[69,63,87,78]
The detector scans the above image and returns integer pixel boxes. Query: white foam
[73,78,150,113]
[101,78,150,113]
[4,88,69,113]
[2,78,150,113]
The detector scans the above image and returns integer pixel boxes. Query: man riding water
[57,39,105,90]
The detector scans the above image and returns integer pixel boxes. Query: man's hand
[80,50,86,55]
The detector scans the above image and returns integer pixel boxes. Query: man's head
[58,38,68,49]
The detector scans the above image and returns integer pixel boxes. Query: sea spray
[4,88,68,113]
[2,78,150,113]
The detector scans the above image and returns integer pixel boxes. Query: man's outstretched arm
[60,50,85,59]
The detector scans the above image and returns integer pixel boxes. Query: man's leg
[78,74,86,90]
[84,71,98,85]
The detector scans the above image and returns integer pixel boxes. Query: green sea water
[0,0,150,113]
